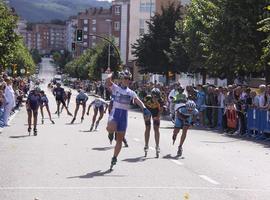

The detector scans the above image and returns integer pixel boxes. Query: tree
[182,0,220,83]
[31,49,42,64]
[0,1,20,69]
[88,42,119,80]
[206,0,266,83]
[132,2,183,80]
[258,16,270,84]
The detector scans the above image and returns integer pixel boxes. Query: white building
[66,17,78,52]
[112,0,130,65]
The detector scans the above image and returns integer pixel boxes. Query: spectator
[3,78,15,126]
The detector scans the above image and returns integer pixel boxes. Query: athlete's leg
[45,105,53,122]
[179,126,188,147]
[153,118,160,147]
[33,109,38,130]
[81,103,86,120]
[73,103,79,119]
[96,108,104,124]
[144,118,151,147]
[27,109,32,130]
[40,105,44,121]
[113,132,125,158]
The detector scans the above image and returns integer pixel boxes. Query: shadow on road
[67,170,125,179]
[122,156,146,163]
[160,126,174,129]
[9,135,30,139]
[92,146,114,151]
[163,154,184,160]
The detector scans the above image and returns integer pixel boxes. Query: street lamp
[105,19,112,71]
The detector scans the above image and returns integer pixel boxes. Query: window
[139,19,145,35]
[140,0,155,13]
[83,35,88,39]
[83,27,88,32]
[92,42,96,47]
[114,21,120,31]
[83,42,88,47]
[83,19,88,25]
[92,36,96,40]
[139,28,145,35]
[92,27,96,32]
[92,19,96,24]
[115,6,120,15]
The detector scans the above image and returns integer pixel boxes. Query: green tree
[0,1,20,69]
[181,0,220,83]
[258,16,270,83]
[206,0,266,83]
[132,2,183,80]
[31,49,42,64]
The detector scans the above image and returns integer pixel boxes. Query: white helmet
[119,69,132,79]
[186,100,196,110]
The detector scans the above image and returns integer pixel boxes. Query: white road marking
[170,159,184,166]
[199,175,220,185]
[133,138,140,142]
[0,186,269,192]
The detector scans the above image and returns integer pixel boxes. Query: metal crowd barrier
[247,108,270,134]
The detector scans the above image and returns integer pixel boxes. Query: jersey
[76,92,88,102]
[40,95,49,105]
[144,95,162,117]
[27,91,41,110]
[90,98,107,108]
[110,83,137,110]
[53,87,65,100]
[175,105,199,128]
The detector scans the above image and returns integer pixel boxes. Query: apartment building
[66,16,78,52]
[75,7,112,56]
[128,0,181,79]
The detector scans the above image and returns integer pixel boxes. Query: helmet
[119,69,132,79]
[186,100,196,110]
[151,88,160,97]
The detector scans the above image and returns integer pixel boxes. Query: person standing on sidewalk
[3,78,15,126]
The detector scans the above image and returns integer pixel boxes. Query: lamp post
[105,19,112,71]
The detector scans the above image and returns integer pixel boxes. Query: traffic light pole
[88,34,122,66]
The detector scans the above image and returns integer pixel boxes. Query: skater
[26,87,41,136]
[71,89,88,124]
[40,91,55,124]
[53,83,72,117]
[105,69,151,170]
[86,95,108,131]
[107,95,128,147]
[143,88,164,158]
[172,100,198,157]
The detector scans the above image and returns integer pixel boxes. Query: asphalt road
[0,58,270,200]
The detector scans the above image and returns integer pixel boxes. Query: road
[0,58,270,200]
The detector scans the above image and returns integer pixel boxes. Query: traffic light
[76,29,83,42]
[72,42,76,51]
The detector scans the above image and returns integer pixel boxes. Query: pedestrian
[3,78,15,126]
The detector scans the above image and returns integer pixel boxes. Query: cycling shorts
[108,108,127,132]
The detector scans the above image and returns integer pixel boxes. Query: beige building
[128,0,181,80]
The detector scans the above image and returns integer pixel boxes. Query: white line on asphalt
[170,159,184,166]
[199,175,220,185]
[133,138,140,142]
[0,186,269,192]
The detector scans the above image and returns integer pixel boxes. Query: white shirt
[168,89,178,102]
[110,83,137,110]
[257,93,267,108]
[4,85,15,107]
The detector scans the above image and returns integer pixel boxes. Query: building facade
[75,7,112,57]
[128,0,181,80]
[66,16,78,52]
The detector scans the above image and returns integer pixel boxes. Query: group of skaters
[26,69,270,170]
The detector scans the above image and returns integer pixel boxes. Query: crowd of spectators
[0,73,30,131]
